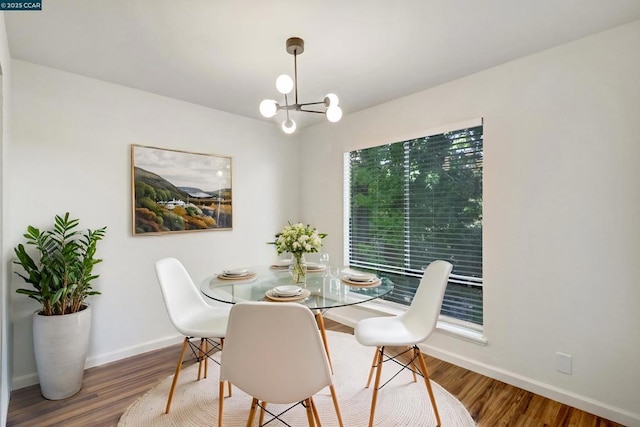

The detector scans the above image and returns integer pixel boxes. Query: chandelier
[259,37,342,134]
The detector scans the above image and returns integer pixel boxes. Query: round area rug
[119,331,475,426]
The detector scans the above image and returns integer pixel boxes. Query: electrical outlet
[555,352,572,375]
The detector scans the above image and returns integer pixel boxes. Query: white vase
[32,304,92,400]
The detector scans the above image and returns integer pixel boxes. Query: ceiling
[5,0,640,131]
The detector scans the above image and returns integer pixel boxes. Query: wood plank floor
[7,320,623,427]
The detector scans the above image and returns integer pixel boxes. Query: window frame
[343,118,484,334]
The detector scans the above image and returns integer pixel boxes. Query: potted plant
[13,212,107,400]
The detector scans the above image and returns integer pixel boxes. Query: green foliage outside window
[347,125,483,325]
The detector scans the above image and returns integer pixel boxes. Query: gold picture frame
[131,144,232,235]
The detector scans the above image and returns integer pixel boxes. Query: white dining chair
[154,257,231,414]
[218,301,344,427]
[354,260,453,427]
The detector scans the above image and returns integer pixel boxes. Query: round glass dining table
[201,264,393,373]
[200,264,394,310]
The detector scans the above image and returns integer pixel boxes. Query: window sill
[436,320,487,345]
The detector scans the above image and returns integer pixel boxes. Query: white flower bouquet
[271,222,327,255]
[269,222,327,283]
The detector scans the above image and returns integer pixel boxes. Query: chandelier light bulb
[259,99,278,118]
[282,118,297,134]
[325,93,339,107]
[276,74,294,95]
[326,106,343,123]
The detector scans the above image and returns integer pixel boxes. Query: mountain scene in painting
[133,166,232,233]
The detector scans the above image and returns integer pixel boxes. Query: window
[345,123,483,326]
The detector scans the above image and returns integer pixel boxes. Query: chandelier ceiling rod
[259,37,342,134]
[293,39,299,105]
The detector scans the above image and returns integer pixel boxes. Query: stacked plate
[217,269,256,280]
[341,271,380,287]
[269,260,325,271]
[305,262,325,272]
[272,285,303,297]
[265,285,310,301]
[270,259,291,269]
[346,272,376,281]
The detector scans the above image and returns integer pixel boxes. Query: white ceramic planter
[32,304,92,400]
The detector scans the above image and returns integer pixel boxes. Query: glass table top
[200,265,393,311]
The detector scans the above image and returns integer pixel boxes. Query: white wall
[301,21,640,426]
[8,60,300,387]
[6,16,639,427]
[0,12,12,427]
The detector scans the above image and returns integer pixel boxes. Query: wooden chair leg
[365,347,380,388]
[368,346,385,427]
[329,384,344,427]
[165,337,189,414]
[259,402,267,426]
[310,397,321,426]
[315,312,334,374]
[197,339,205,381]
[409,346,418,382]
[220,338,232,396]
[203,339,209,379]
[246,398,259,427]
[415,347,441,427]
[304,398,316,426]
[218,381,225,427]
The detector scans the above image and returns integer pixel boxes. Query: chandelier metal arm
[283,94,291,120]
[297,100,327,107]
[278,101,324,110]
[297,108,326,114]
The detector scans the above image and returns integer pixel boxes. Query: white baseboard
[325,306,640,427]
[419,343,640,427]
[11,372,38,390]
[85,334,182,368]
[11,333,183,391]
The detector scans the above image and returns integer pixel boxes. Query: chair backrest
[154,257,213,332]
[220,301,333,404]
[401,260,453,342]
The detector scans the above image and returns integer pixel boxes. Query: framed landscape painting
[131,144,232,235]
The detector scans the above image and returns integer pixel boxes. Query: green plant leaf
[13,213,107,316]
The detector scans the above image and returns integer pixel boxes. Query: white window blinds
[345,123,483,325]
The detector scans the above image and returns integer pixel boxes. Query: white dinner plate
[223,269,250,276]
[273,285,302,296]
[273,259,291,267]
[347,272,376,282]
[305,262,325,270]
